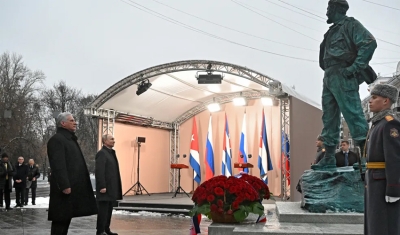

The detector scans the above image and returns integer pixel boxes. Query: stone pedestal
[208,202,363,235]
[299,166,364,213]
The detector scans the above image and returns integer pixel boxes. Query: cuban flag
[189,117,201,184]
[222,113,233,177]
[205,115,215,180]
[239,112,249,173]
[258,109,273,184]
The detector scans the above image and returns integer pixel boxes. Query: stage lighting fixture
[197,74,223,84]
[261,97,273,106]
[196,63,223,84]
[207,102,220,112]
[233,94,247,106]
[136,79,152,96]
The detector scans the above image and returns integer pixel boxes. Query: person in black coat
[314,135,326,164]
[13,156,29,207]
[25,159,41,205]
[95,134,122,235]
[335,140,359,167]
[47,112,97,235]
[0,153,14,210]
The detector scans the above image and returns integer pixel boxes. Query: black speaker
[137,137,146,143]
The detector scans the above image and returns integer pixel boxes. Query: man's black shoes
[105,231,118,235]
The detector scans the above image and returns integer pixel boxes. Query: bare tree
[0,52,45,164]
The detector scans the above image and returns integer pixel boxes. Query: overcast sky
[1,0,399,104]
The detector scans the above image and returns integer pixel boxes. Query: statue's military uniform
[365,115,400,234]
[314,147,325,164]
[319,16,377,149]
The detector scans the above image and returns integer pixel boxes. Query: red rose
[217,208,224,214]
[217,199,223,207]
[226,209,233,215]
[232,202,239,210]
[210,204,218,212]
[214,187,224,196]
[207,195,215,202]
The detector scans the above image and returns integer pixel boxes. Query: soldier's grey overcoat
[365,115,400,235]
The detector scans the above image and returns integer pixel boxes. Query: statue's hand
[341,67,354,78]
[341,66,357,79]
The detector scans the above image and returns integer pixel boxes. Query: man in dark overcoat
[365,84,400,235]
[13,156,29,207]
[0,153,14,210]
[24,159,41,205]
[95,134,122,235]
[47,112,97,235]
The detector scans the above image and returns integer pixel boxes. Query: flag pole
[192,169,194,193]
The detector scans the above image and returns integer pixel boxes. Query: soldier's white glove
[385,196,400,203]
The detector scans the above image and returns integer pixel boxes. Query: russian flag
[205,115,215,180]
[258,109,273,184]
[189,213,202,235]
[222,113,233,177]
[189,117,201,184]
[282,131,290,185]
[239,112,249,173]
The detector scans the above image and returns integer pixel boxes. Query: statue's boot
[311,145,337,170]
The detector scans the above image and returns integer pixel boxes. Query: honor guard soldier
[365,84,400,235]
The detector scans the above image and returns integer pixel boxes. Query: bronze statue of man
[312,0,377,169]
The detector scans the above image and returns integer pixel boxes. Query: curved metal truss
[88,60,280,109]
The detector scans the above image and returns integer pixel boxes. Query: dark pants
[51,219,71,235]
[0,180,11,208]
[25,187,36,204]
[15,187,25,206]
[96,201,114,234]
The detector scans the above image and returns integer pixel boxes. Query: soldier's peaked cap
[371,84,399,104]
[329,0,349,9]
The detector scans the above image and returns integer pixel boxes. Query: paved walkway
[0,208,211,235]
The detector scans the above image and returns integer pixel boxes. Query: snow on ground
[16,197,50,209]
[112,210,191,218]
[19,198,195,219]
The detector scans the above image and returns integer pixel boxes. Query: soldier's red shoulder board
[385,115,394,122]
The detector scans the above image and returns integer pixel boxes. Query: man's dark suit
[95,146,122,235]
[25,164,41,205]
[13,163,29,206]
[335,150,358,167]
[0,160,14,209]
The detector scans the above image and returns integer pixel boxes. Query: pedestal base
[300,166,364,213]
[208,202,363,235]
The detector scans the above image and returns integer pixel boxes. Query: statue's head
[327,0,349,24]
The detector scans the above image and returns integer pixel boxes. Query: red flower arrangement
[189,175,265,222]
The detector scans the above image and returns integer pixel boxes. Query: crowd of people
[0,154,41,210]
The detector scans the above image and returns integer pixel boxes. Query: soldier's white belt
[366,162,385,169]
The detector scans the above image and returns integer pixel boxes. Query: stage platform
[116,193,194,214]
